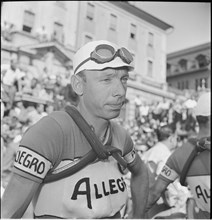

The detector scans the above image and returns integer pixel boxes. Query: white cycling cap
[73,40,134,75]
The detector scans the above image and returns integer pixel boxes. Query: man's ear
[71,75,83,96]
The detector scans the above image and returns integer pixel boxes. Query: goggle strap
[74,57,91,74]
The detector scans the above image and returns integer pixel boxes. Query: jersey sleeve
[158,149,182,183]
[13,115,64,183]
[122,131,136,164]
[110,121,136,164]
[158,142,194,183]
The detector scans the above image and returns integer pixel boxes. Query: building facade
[1,1,79,76]
[167,42,211,93]
[1,1,176,121]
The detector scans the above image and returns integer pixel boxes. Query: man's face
[82,68,129,120]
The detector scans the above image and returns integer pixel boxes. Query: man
[1,59,25,94]
[2,40,148,219]
[142,124,178,180]
[142,124,189,218]
[146,92,211,219]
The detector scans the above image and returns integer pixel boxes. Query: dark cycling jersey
[13,111,135,218]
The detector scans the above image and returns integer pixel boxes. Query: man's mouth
[107,102,124,110]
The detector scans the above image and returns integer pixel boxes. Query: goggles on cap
[74,44,133,74]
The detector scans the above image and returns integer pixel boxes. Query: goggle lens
[95,45,115,59]
[92,44,133,64]
[119,48,133,64]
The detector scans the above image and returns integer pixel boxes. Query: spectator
[35,25,48,42]
[139,100,149,121]
[45,102,55,115]
[13,99,25,117]
[134,95,142,123]
[143,124,190,218]
[1,59,25,103]
[1,21,15,41]
[36,103,48,118]
[26,104,44,125]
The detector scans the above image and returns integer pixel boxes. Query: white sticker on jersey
[123,148,136,164]
[14,146,52,179]
[187,175,210,212]
[160,164,178,181]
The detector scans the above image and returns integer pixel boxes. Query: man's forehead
[86,67,129,76]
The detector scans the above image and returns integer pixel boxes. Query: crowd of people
[118,91,201,153]
[1,50,210,218]
[113,92,206,218]
[1,59,79,191]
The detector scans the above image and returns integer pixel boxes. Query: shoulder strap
[179,140,198,186]
[43,105,127,183]
[180,137,210,186]
[65,105,108,159]
[64,106,127,167]
[43,150,97,183]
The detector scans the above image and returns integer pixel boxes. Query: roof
[108,1,173,31]
[167,66,209,79]
[19,41,73,63]
[167,42,211,59]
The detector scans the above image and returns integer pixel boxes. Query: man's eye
[122,77,129,83]
[103,78,111,82]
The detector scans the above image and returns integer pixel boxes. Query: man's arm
[127,153,149,219]
[145,176,171,214]
[1,173,40,218]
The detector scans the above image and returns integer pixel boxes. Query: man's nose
[112,80,126,97]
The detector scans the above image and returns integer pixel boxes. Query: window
[194,77,208,90]
[189,60,197,69]
[147,60,153,77]
[109,14,117,31]
[130,24,136,40]
[195,79,198,91]
[181,81,184,90]
[178,82,181,90]
[179,59,187,71]
[185,80,189,89]
[148,32,154,47]
[52,22,64,43]
[84,34,93,44]
[22,10,35,33]
[86,3,95,21]
[167,63,171,71]
[204,77,208,88]
[195,54,208,68]
[200,77,208,89]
